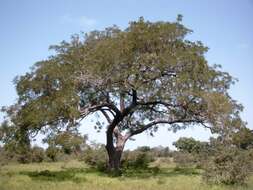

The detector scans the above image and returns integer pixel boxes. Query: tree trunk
[107,147,123,171]
[105,127,126,172]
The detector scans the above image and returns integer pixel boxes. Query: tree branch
[126,118,205,139]
[137,100,180,108]
[121,89,137,117]
[79,102,121,118]
[100,109,112,124]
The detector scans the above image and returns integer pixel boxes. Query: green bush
[202,146,252,184]
[0,146,12,165]
[31,146,45,163]
[121,150,154,169]
[16,149,32,164]
[173,151,196,168]
[46,146,60,162]
[79,144,107,171]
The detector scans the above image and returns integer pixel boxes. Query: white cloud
[61,15,97,28]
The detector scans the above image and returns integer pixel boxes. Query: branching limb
[100,109,112,124]
[125,118,206,139]
[79,103,121,118]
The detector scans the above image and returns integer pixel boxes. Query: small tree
[1,16,244,171]
[0,120,31,163]
[45,145,60,162]
[80,143,108,171]
[44,131,85,155]
[173,137,207,154]
[31,146,45,162]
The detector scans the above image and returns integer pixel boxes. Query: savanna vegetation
[2,160,253,190]
[1,16,253,189]
[1,137,253,190]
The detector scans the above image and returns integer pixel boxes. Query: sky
[0,0,252,150]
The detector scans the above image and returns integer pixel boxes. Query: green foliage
[2,160,253,190]
[1,16,243,142]
[172,151,196,167]
[0,120,32,163]
[79,143,107,171]
[150,146,171,157]
[31,146,45,163]
[44,131,85,155]
[122,150,154,169]
[202,145,252,184]
[173,137,208,154]
[20,169,87,183]
[0,16,246,172]
[136,146,151,152]
[46,146,60,162]
[232,127,253,149]
[173,137,211,168]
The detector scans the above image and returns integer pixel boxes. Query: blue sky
[0,0,252,149]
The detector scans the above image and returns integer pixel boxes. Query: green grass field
[0,160,252,190]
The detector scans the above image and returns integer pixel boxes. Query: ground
[0,160,252,190]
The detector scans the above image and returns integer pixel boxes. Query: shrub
[121,150,154,169]
[15,149,32,164]
[173,151,196,167]
[0,146,12,165]
[31,146,45,163]
[151,157,173,168]
[202,146,252,184]
[46,146,60,162]
[150,146,171,157]
[80,144,107,171]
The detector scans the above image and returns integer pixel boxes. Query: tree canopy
[0,16,245,170]
[173,137,208,154]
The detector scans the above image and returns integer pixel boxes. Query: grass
[0,160,253,190]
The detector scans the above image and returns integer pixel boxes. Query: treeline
[1,127,253,184]
[0,135,170,166]
[0,131,88,164]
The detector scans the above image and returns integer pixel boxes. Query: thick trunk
[107,147,123,171]
[105,127,126,172]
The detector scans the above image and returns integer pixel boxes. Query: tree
[1,16,244,171]
[173,137,208,154]
[136,146,151,152]
[0,117,31,163]
[31,146,45,162]
[81,142,108,171]
[45,145,60,162]
[43,130,86,155]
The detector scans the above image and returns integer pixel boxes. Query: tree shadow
[119,166,201,178]
[19,168,93,183]
[19,166,200,182]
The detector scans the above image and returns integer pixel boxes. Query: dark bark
[105,126,126,172]
[104,89,137,171]
[106,146,123,171]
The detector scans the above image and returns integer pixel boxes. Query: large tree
[0,16,244,170]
